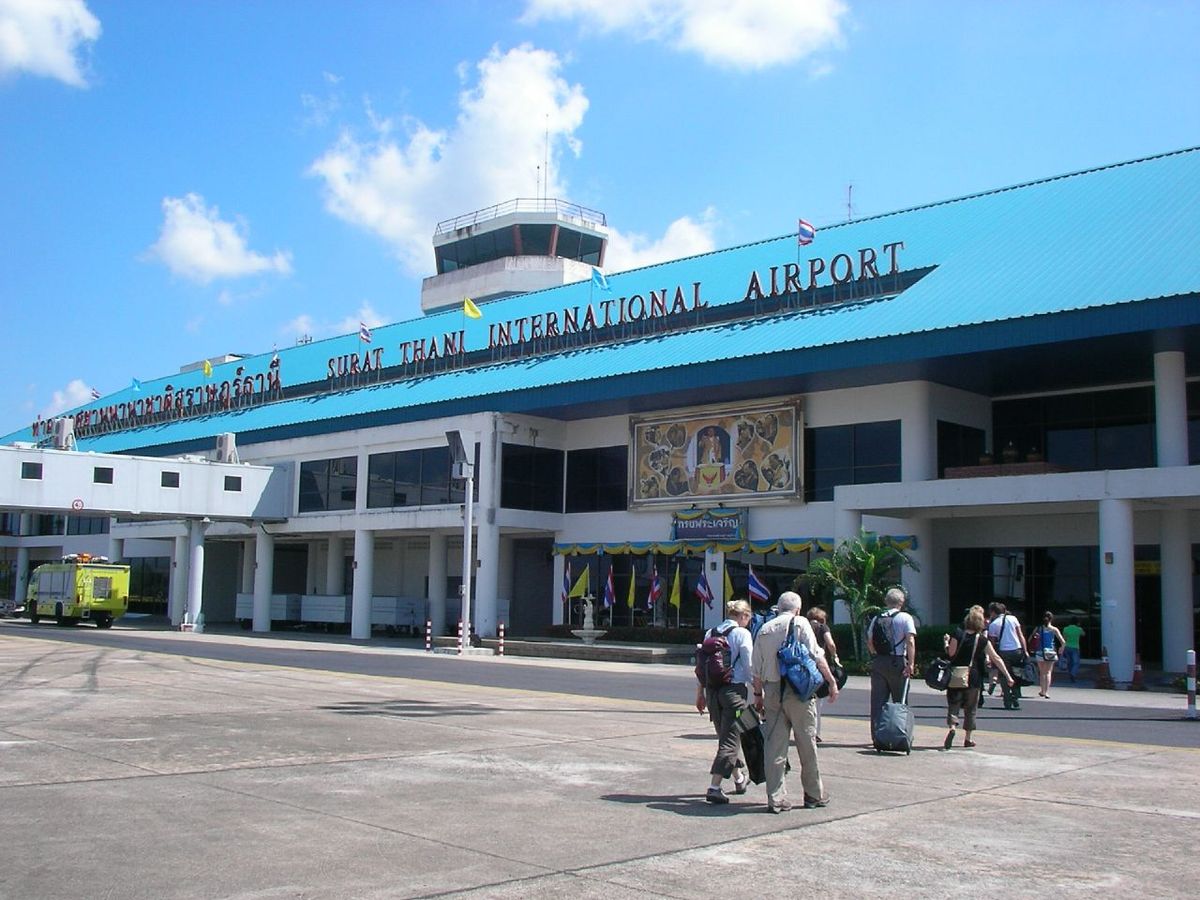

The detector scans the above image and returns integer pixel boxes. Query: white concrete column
[14,513,31,609]
[428,532,448,636]
[351,528,373,640]
[1098,498,1136,683]
[1154,350,1189,468]
[703,550,723,630]
[240,538,255,593]
[305,540,319,594]
[186,519,208,631]
[497,534,514,628]
[1160,509,1193,672]
[169,534,188,626]
[472,421,500,637]
[898,517,933,623]
[901,382,935,482]
[326,535,345,596]
[14,546,29,609]
[551,551,565,627]
[252,528,275,633]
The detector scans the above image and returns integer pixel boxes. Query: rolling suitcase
[873,678,914,754]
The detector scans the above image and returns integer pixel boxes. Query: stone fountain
[571,595,607,645]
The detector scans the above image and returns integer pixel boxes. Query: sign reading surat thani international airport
[630,401,800,508]
[37,241,902,438]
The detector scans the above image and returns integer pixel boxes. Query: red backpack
[695,623,736,688]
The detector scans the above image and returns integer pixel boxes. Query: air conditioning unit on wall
[216,432,239,463]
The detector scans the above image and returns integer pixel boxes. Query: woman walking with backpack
[695,599,755,804]
[943,605,1014,750]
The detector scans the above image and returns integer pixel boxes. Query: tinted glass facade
[367,447,467,508]
[804,420,901,501]
[501,443,563,512]
[565,446,628,512]
[299,456,358,513]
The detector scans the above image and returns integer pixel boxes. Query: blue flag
[591,267,611,292]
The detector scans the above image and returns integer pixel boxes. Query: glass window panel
[520,224,553,256]
[493,226,516,257]
[393,450,421,507]
[367,452,395,509]
[299,460,328,513]
[1045,427,1094,469]
[556,228,583,260]
[579,234,603,266]
[809,426,851,469]
[420,446,452,505]
[853,420,900,467]
[1096,423,1154,469]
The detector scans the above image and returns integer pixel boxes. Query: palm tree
[798,528,919,660]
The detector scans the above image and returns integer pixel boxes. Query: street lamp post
[446,430,474,652]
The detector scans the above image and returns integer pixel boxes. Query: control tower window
[519,224,554,256]
[579,233,603,265]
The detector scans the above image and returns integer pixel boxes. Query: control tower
[420,198,609,315]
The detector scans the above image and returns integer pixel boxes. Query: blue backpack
[748,611,771,641]
[777,615,824,701]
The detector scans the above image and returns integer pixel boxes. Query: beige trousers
[762,681,824,806]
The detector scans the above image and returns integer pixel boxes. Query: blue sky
[2,0,1197,436]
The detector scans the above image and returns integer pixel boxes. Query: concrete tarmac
[1,627,1197,899]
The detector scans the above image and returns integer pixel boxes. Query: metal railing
[434,198,607,236]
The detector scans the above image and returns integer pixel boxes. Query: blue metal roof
[11,147,1200,454]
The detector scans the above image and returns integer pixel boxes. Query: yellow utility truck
[27,554,130,628]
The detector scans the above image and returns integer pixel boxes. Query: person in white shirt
[867,587,917,735]
[695,600,755,804]
[751,591,839,813]
[986,602,1029,710]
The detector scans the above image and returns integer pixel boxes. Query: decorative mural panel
[630,401,801,507]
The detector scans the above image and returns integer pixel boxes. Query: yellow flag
[202,359,213,378]
[568,565,589,598]
[626,566,636,609]
[463,297,482,319]
[669,563,681,608]
[724,566,735,603]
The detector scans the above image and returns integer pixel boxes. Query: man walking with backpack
[751,591,839,813]
[867,587,917,738]
[695,599,755,804]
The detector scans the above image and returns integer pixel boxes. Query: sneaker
[767,800,792,814]
[1011,702,1021,710]
[803,794,830,809]
[964,740,977,748]
[705,787,729,805]
[732,775,749,795]
[943,728,956,751]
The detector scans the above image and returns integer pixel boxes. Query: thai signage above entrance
[671,507,746,542]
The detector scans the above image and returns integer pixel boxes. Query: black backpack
[870,611,899,657]
[694,623,736,688]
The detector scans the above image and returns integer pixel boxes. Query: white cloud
[521,0,846,71]
[281,303,384,344]
[146,193,293,284]
[308,44,589,274]
[40,378,93,418]
[0,0,101,87]
[605,207,718,271]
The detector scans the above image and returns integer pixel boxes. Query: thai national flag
[797,218,816,246]
[603,565,616,609]
[747,564,770,603]
[359,321,372,343]
[90,387,101,400]
[695,570,714,609]
[647,564,663,608]
[562,561,571,605]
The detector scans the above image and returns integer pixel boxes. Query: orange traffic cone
[1129,652,1146,691]
[1095,646,1115,689]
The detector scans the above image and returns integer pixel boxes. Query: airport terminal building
[4,148,1200,680]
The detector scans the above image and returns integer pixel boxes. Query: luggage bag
[873,678,914,754]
